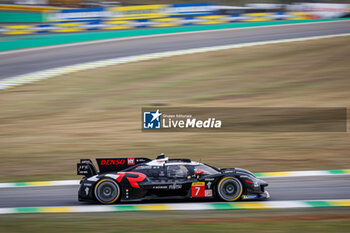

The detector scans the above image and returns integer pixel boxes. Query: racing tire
[94,179,121,204]
[217,177,243,202]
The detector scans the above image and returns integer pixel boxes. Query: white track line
[1,199,350,214]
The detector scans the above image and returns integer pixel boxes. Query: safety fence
[0,3,217,23]
[0,12,314,35]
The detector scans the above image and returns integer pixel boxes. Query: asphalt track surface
[0,175,349,208]
[0,20,350,80]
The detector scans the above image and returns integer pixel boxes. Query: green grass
[0,36,350,182]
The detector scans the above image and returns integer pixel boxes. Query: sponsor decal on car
[136,165,152,169]
[116,172,146,188]
[242,194,259,199]
[100,159,126,165]
[128,158,135,165]
[152,186,168,189]
[206,181,212,189]
[192,182,205,186]
[225,170,235,173]
[191,182,205,197]
[169,184,182,189]
[205,189,213,197]
[205,178,215,181]
[152,184,183,190]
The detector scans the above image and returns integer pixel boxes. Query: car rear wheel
[94,179,120,204]
[217,177,243,202]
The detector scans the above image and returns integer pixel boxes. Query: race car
[77,154,269,204]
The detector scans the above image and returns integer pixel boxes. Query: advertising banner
[165,3,217,17]
[46,8,110,22]
[108,4,167,20]
[46,3,219,22]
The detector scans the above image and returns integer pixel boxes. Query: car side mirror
[195,170,204,176]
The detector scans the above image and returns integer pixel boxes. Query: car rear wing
[77,157,151,177]
[77,159,98,178]
[96,157,151,173]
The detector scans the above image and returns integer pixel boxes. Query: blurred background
[1,0,350,7]
[0,0,349,24]
[0,1,349,232]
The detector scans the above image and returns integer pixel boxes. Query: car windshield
[194,164,220,175]
[166,165,189,178]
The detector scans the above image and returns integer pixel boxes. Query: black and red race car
[77,154,269,204]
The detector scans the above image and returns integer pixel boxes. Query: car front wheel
[217,177,243,202]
